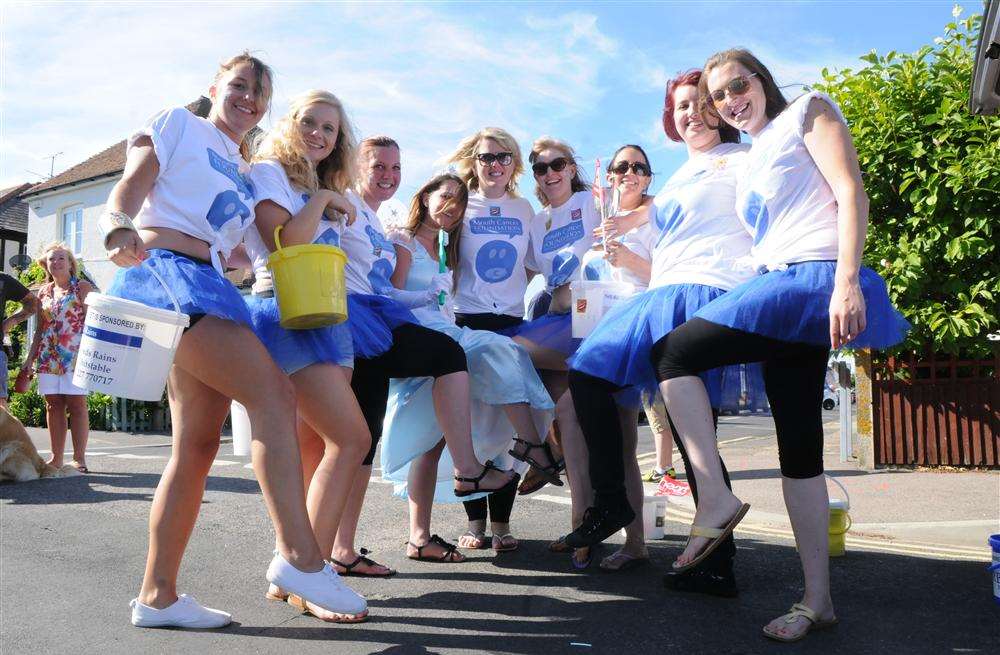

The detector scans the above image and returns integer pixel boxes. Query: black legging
[454,312,524,524]
[352,322,468,466]
[653,317,830,479]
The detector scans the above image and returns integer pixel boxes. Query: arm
[254,190,352,252]
[104,136,159,267]
[391,244,412,290]
[802,97,868,349]
[605,241,651,285]
[2,290,39,334]
[594,197,653,241]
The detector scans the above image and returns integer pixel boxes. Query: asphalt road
[2,413,997,654]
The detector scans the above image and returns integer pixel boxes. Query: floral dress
[35,278,87,375]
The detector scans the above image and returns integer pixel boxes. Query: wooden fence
[871,351,999,467]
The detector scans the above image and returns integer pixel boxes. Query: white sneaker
[129,594,232,628]
[265,551,367,616]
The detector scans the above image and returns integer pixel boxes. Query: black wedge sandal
[508,437,565,486]
[453,461,519,498]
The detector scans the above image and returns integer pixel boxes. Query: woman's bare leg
[66,394,89,469]
[44,394,67,468]
[619,407,647,556]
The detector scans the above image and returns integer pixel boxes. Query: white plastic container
[569,280,634,338]
[73,293,189,401]
[230,400,252,456]
[643,495,667,539]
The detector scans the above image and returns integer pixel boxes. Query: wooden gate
[871,351,999,467]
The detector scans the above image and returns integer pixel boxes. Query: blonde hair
[444,127,524,197]
[254,90,358,194]
[37,241,79,282]
[212,51,274,160]
[528,136,589,206]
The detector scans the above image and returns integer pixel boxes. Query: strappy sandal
[672,502,750,573]
[407,535,465,563]
[508,437,564,486]
[453,462,519,498]
[762,603,838,642]
[329,549,397,577]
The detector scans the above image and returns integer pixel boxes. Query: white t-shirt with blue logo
[737,91,844,269]
[582,221,655,290]
[648,142,755,291]
[130,107,257,273]
[341,190,397,296]
[526,190,601,292]
[453,192,535,317]
[244,159,343,292]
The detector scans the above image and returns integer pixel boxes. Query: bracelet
[98,210,138,248]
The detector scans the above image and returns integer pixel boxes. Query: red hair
[662,69,740,144]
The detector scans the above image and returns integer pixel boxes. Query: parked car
[970,0,999,114]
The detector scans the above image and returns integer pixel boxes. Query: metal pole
[838,361,852,462]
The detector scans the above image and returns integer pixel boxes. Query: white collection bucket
[569,280,634,338]
[230,401,252,456]
[73,265,189,401]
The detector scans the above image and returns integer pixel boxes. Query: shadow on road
[0,471,261,504]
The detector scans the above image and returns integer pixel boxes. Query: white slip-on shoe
[129,594,232,628]
[265,551,367,617]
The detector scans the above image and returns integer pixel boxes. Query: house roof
[0,183,31,234]
[21,97,214,199]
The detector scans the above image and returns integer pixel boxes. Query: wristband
[98,210,138,248]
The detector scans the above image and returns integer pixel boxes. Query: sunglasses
[707,72,760,107]
[474,152,513,166]
[609,161,651,177]
[531,157,571,177]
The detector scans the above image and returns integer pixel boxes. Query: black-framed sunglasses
[707,72,760,107]
[474,152,514,166]
[531,157,571,177]
[609,161,651,177]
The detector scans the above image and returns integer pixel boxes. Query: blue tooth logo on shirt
[206,148,255,200]
[470,216,523,239]
[541,220,585,253]
[741,192,769,244]
[584,258,612,281]
[364,225,393,257]
[206,189,251,230]
[475,240,517,283]
[314,228,340,246]
[654,198,684,248]
[368,258,394,294]
[549,252,580,287]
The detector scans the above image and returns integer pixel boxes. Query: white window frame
[60,205,84,255]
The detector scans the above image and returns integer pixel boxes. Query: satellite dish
[9,254,32,270]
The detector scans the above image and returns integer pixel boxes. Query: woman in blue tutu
[380,172,554,555]
[564,72,753,599]
[242,89,372,621]
[651,50,909,642]
[333,137,519,566]
[100,53,367,628]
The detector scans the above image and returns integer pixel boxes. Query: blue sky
[0,1,967,203]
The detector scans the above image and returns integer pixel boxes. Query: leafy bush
[7,368,46,426]
[815,7,999,357]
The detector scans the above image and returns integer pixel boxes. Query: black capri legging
[352,322,468,465]
[652,317,830,479]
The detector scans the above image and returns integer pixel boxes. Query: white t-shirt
[244,159,344,292]
[130,107,256,273]
[453,192,535,317]
[581,221,655,290]
[737,91,844,269]
[648,142,755,291]
[340,190,397,295]
[526,190,601,291]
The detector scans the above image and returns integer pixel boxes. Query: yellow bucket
[828,476,852,557]
[267,225,348,329]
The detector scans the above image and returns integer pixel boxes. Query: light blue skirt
[381,306,552,504]
[246,295,353,375]
[346,293,418,359]
[107,249,252,327]
[695,261,910,349]
[569,283,728,404]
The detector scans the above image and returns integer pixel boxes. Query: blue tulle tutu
[107,249,251,327]
[569,283,728,404]
[514,312,580,356]
[246,295,353,374]
[694,261,910,349]
[346,293,417,358]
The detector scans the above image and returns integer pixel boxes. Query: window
[61,206,83,254]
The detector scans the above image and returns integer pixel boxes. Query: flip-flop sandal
[329,549,396,577]
[571,546,595,570]
[508,437,564,486]
[672,502,750,573]
[599,550,649,572]
[407,535,465,563]
[491,533,518,553]
[71,462,89,473]
[762,603,838,642]
[458,531,489,549]
[286,594,368,624]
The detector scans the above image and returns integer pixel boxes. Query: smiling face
[296,102,340,165]
[705,61,768,136]
[209,61,269,143]
[533,147,576,207]
[474,138,514,199]
[360,145,401,205]
[45,247,72,280]
[671,84,723,155]
[606,147,651,210]
[423,179,463,232]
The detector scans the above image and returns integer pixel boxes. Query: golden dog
[0,408,81,482]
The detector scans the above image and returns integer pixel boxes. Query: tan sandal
[264,584,288,602]
[672,502,750,573]
[286,594,368,624]
[762,603,838,642]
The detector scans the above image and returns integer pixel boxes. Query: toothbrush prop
[438,229,448,306]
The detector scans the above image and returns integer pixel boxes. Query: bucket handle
[273,225,285,252]
[143,258,182,319]
[826,474,850,509]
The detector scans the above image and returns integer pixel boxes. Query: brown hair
[212,51,274,159]
[662,69,741,144]
[700,49,788,124]
[528,136,589,207]
[398,173,468,292]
